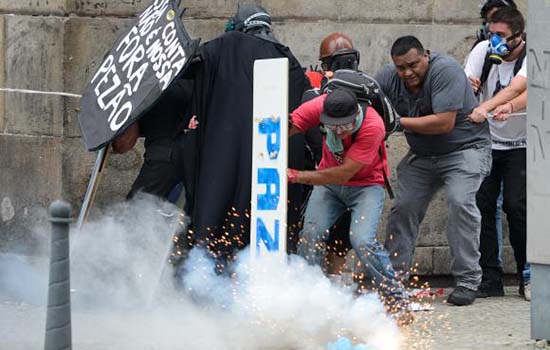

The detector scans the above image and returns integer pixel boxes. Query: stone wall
[0,0,527,273]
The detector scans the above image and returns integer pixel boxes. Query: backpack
[322,69,397,199]
[323,69,399,140]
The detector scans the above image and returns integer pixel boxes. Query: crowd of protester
[112,0,529,324]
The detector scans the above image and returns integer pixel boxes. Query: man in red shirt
[288,88,409,316]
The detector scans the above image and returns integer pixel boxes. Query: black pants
[128,134,191,205]
[476,148,527,282]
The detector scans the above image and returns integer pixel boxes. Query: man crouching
[288,88,411,323]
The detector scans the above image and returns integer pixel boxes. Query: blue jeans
[297,184,406,299]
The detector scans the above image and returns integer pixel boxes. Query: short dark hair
[480,0,517,20]
[390,36,425,57]
[489,7,525,34]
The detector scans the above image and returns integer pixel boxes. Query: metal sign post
[76,146,110,232]
[250,58,289,260]
[527,0,550,340]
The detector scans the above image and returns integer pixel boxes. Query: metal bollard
[44,200,73,350]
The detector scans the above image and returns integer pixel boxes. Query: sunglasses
[324,121,355,133]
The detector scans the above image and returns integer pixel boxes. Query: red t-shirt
[291,94,389,187]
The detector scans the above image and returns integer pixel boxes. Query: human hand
[288,168,300,183]
[395,113,404,132]
[468,106,488,123]
[493,102,513,121]
[469,76,481,93]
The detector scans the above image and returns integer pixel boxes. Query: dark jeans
[128,135,190,204]
[476,148,527,283]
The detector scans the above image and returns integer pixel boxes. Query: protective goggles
[320,49,360,72]
[324,121,355,133]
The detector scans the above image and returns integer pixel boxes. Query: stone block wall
[0,0,527,274]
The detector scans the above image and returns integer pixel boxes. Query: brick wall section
[0,0,527,273]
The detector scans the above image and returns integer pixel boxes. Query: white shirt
[465,40,527,150]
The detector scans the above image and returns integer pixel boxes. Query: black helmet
[225,4,271,33]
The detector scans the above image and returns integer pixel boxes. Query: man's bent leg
[297,185,346,267]
[347,185,406,299]
[442,145,491,291]
[385,153,440,276]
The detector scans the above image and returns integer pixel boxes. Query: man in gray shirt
[375,36,492,306]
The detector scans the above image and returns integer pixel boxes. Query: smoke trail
[1,195,402,349]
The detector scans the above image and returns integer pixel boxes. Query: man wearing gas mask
[464,7,528,300]
[472,0,517,50]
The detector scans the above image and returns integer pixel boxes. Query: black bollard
[44,200,73,350]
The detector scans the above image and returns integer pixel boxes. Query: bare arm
[511,90,528,111]
[480,75,527,112]
[289,124,302,137]
[400,111,457,135]
[111,122,140,154]
[469,75,527,123]
[493,90,528,121]
[291,157,363,186]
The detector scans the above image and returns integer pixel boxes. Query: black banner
[78,0,200,151]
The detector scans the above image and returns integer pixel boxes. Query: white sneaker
[524,283,531,301]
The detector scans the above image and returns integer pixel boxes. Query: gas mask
[487,32,522,64]
[476,22,490,42]
[320,49,360,72]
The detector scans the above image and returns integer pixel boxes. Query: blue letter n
[256,218,280,252]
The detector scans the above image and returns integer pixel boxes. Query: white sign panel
[250,58,289,258]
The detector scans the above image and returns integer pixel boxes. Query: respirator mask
[487,31,522,64]
[477,22,490,42]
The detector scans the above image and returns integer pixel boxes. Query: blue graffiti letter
[258,117,281,159]
[258,168,280,210]
[256,218,280,252]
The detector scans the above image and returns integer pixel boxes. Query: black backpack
[323,69,399,140]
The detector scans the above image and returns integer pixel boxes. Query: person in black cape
[183,4,310,271]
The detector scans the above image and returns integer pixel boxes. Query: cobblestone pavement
[403,287,538,350]
[2,286,546,350]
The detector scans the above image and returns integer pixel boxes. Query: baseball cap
[320,88,360,125]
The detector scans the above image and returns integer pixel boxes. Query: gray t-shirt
[375,52,490,155]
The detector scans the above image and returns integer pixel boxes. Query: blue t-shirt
[375,52,490,155]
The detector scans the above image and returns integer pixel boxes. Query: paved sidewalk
[1,286,542,350]
[404,287,536,350]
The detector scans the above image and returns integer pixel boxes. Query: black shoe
[447,286,476,306]
[476,279,505,298]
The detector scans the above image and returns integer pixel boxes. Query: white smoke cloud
[2,195,402,350]
[177,250,401,350]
